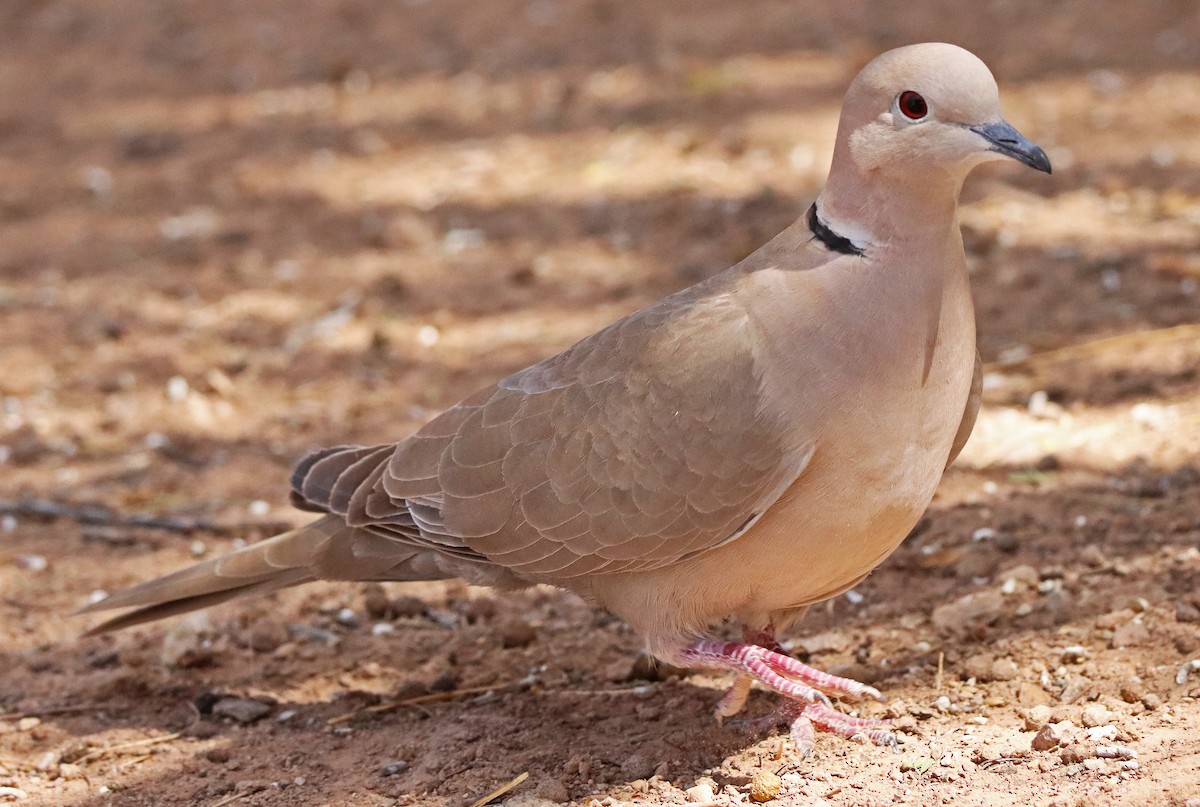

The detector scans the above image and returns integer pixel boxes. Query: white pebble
[971,527,995,542]
[1176,659,1200,685]
[932,696,952,712]
[190,540,208,557]
[1061,645,1088,663]
[16,554,47,572]
[166,376,190,402]
[83,166,114,200]
[844,589,864,605]
[248,500,271,517]
[371,622,396,636]
[1087,725,1119,742]
[442,228,484,254]
[1,515,16,533]
[416,325,440,348]
[143,431,170,449]
[1074,515,1088,528]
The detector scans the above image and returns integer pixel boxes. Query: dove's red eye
[898,91,928,120]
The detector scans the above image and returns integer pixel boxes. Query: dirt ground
[3,1,1200,805]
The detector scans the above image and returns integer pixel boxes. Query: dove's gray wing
[304,277,816,584]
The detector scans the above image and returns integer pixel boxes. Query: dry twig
[73,732,182,764]
[467,772,529,807]
[327,682,518,726]
[0,497,289,537]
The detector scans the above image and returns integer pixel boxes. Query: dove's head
[833,43,1050,181]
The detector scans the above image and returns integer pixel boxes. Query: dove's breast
[593,241,977,656]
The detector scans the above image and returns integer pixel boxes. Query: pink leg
[678,628,893,755]
[681,640,884,702]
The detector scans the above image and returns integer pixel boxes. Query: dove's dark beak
[970,120,1052,174]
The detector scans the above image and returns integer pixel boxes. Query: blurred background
[2,2,1200,805]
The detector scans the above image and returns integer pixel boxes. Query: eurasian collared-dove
[83,42,1050,754]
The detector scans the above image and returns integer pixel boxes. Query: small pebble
[499,619,537,649]
[212,697,274,724]
[1095,744,1137,760]
[534,778,569,803]
[247,621,288,654]
[990,658,1019,681]
[381,760,409,776]
[686,782,716,803]
[1080,704,1110,728]
[390,596,427,618]
[205,747,232,764]
[362,584,391,619]
[1024,704,1052,731]
[1060,645,1088,664]
[1087,725,1119,742]
[1032,720,1075,751]
[1061,745,1093,765]
[748,770,781,802]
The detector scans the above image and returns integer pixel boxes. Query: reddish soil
[2,2,1200,805]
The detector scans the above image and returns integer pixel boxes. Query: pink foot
[678,630,892,756]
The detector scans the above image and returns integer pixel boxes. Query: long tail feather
[79,515,346,634]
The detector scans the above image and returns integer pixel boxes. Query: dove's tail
[79,515,362,634]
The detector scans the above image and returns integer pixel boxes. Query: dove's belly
[593,262,977,656]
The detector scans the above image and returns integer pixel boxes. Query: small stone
[991,658,1020,681]
[381,760,409,777]
[1061,645,1089,664]
[390,596,427,618]
[1017,680,1053,706]
[362,584,391,619]
[499,619,537,649]
[234,779,269,795]
[619,753,655,780]
[999,565,1039,590]
[1111,619,1150,648]
[749,770,781,802]
[17,717,40,732]
[1141,693,1162,711]
[205,747,232,763]
[1082,758,1105,772]
[212,697,273,724]
[931,590,1003,632]
[686,782,716,803]
[1060,745,1093,765]
[247,621,287,654]
[1118,684,1141,703]
[533,778,569,803]
[459,597,497,622]
[1032,720,1075,751]
[931,695,952,713]
[962,654,994,682]
[1024,704,1052,731]
[1080,704,1110,728]
[796,630,850,655]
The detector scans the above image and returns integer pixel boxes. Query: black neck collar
[807,203,865,257]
